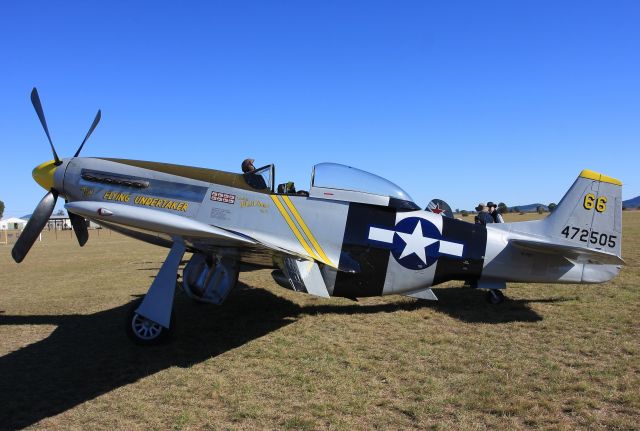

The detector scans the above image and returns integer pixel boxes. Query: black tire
[486,289,505,305]
[125,298,174,345]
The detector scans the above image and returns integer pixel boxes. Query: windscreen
[312,163,415,203]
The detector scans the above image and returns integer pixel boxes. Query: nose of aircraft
[32,160,58,191]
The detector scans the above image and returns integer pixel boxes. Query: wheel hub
[132,313,162,340]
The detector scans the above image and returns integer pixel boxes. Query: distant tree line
[0,200,4,219]
[455,201,559,216]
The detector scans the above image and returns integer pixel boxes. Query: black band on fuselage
[432,218,486,285]
[333,203,396,298]
[334,205,488,297]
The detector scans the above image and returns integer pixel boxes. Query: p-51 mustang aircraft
[13,88,625,344]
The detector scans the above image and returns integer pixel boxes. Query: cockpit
[243,164,274,191]
[245,162,419,210]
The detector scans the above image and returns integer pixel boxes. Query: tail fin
[542,169,622,257]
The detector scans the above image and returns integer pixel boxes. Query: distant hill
[501,196,640,212]
[623,196,640,208]
[510,203,548,213]
[458,197,640,214]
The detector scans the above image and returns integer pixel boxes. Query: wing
[66,201,254,245]
[65,200,330,266]
[510,239,625,266]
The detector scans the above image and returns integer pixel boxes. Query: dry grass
[1,213,639,430]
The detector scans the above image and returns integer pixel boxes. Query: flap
[282,258,330,298]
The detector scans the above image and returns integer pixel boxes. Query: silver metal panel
[511,239,624,265]
[482,227,582,283]
[277,195,349,267]
[294,260,330,298]
[309,186,390,207]
[199,185,349,268]
[581,264,621,283]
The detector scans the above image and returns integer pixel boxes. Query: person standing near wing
[465,203,492,289]
[487,202,504,223]
[474,203,494,225]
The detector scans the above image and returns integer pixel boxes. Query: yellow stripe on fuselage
[270,195,321,261]
[281,195,333,266]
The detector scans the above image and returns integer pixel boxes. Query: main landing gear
[126,298,175,345]
[125,240,240,345]
[486,289,505,305]
[468,279,507,305]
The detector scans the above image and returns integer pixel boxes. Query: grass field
[1,212,638,430]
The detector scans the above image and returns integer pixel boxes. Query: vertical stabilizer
[542,170,622,257]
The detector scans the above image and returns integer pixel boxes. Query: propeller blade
[73,109,102,157]
[68,211,89,246]
[11,191,58,263]
[30,87,61,165]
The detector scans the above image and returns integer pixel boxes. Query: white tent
[0,217,27,230]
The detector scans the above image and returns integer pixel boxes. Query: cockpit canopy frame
[309,163,419,210]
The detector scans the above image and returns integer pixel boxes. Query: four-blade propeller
[11,88,101,263]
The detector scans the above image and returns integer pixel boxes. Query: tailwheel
[486,289,505,305]
[126,298,174,345]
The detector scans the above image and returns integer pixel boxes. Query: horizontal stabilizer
[511,239,625,266]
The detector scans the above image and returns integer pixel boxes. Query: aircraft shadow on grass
[0,282,556,429]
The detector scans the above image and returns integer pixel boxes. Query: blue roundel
[391,217,442,270]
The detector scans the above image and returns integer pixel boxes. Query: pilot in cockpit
[241,158,268,190]
[241,158,256,173]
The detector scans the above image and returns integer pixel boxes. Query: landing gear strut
[125,239,185,345]
[486,289,505,304]
[125,241,241,345]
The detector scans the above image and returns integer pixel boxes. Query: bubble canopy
[310,163,418,209]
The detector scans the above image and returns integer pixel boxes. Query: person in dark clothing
[465,202,493,289]
[277,181,296,194]
[241,158,268,190]
[241,158,256,173]
[474,203,494,225]
[487,201,504,223]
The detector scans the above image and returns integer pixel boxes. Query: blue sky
[1,1,638,217]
